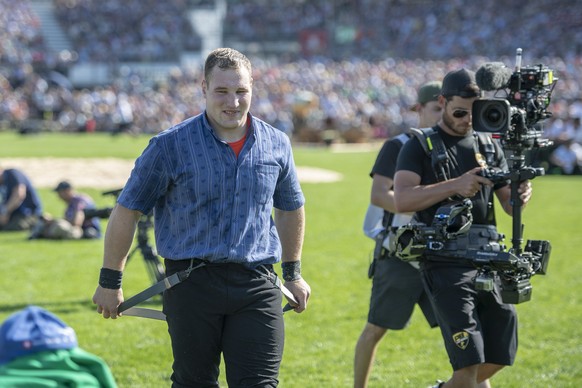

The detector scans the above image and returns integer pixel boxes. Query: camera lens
[472,99,511,133]
[485,107,502,123]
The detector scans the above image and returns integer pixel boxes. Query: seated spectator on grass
[29,181,101,240]
[0,166,43,231]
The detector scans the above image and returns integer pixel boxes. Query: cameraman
[393,69,532,388]
[354,81,442,388]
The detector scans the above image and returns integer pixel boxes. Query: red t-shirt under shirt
[227,119,251,158]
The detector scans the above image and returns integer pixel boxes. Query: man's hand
[92,286,124,319]
[454,167,494,198]
[518,179,533,205]
[283,278,311,313]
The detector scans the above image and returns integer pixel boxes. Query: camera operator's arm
[495,180,533,215]
[371,175,397,213]
[92,204,142,319]
[394,167,493,212]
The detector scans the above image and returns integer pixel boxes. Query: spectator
[0,166,42,231]
[548,116,582,174]
[29,181,102,240]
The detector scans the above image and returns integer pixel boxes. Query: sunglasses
[452,109,471,118]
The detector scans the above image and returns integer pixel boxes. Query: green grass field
[1,132,581,387]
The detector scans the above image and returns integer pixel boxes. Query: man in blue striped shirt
[92,48,311,387]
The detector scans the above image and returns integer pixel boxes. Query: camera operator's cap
[440,68,481,98]
[0,305,78,364]
[54,180,72,192]
[410,81,442,111]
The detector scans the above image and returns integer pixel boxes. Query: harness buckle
[427,240,445,251]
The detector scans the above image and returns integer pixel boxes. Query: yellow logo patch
[475,152,488,167]
[452,331,470,350]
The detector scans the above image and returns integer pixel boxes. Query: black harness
[409,127,496,182]
[408,127,502,254]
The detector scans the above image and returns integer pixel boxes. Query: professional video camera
[411,48,555,303]
[469,239,550,304]
[86,188,165,285]
[392,199,474,261]
[472,48,558,152]
[392,197,551,304]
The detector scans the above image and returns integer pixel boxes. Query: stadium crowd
[222,0,582,60]
[53,0,202,63]
[1,0,582,174]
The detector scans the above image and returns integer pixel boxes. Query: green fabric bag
[0,347,117,388]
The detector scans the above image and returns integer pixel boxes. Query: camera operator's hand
[518,179,533,206]
[454,167,493,198]
[93,286,124,319]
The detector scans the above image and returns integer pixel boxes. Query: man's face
[202,67,252,138]
[57,189,72,202]
[441,95,479,136]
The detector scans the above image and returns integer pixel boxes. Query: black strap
[409,127,450,181]
[429,131,451,181]
[475,132,496,166]
[118,260,206,314]
[410,128,500,225]
[118,260,298,320]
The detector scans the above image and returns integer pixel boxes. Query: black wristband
[99,268,123,289]
[281,261,302,282]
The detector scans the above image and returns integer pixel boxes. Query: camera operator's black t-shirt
[369,133,410,227]
[370,133,409,179]
[395,126,508,226]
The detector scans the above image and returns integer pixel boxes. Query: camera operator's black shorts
[368,257,438,329]
[421,264,518,370]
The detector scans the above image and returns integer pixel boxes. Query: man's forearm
[274,206,305,263]
[102,204,141,271]
[394,181,458,213]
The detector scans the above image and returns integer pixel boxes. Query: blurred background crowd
[1,0,582,174]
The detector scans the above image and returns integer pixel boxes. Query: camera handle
[504,152,544,255]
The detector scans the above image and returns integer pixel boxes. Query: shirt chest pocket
[253,164,280,205]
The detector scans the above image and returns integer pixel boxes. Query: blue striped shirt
[118,112,305,265]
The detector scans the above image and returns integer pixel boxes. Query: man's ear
[438,94,447,107]
[202,79,207,96]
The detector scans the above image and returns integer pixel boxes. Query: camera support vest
[408,127,498,223]
[409,127,496,181]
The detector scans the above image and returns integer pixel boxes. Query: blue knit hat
[0,306,78,364]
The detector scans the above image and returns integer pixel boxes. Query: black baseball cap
[440,68,481,98]
[54,181,72,192]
